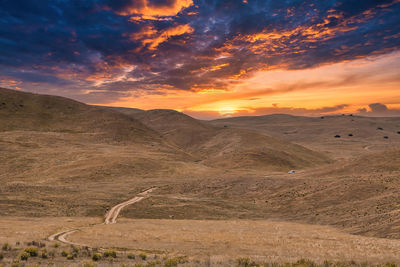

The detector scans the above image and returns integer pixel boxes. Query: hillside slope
[211,114,400,158]
[0,88,159,143]
[113,108,331,171]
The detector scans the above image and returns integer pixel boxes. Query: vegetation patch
[103,249,117,258]
[139,252,147,260]
[24,247,38,257]
[92,253,102,261]
[164,256,187,267]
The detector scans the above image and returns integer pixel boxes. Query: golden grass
[67,218,400,264]
[0,217,99,245]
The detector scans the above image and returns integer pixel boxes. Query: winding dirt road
[48,187,156,246]
[105,187,155,224]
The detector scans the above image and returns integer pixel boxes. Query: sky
[0,0,400,119]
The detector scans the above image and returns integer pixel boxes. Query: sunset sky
[1,0,399,118]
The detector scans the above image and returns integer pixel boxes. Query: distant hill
[0,88,159,143]
[113,108,331,171]
[211,114,400,158]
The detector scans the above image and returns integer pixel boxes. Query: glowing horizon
[103,51,400,119]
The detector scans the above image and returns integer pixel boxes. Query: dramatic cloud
[357,103,400,117]
[107,0,193,18]
[0,0,399,116]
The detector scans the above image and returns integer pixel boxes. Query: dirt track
[105,188,155,224]
[48,188,156,246]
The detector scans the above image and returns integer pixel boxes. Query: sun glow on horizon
[101,51,400,119]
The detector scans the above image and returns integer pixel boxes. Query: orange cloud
[221,11,364,55]
[0,78,21,90]
[117,0,193,18]
[133,24,194,50]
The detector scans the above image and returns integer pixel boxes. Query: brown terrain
[0,87,400,266]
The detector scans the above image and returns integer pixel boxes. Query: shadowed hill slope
[129,109,218,149]
[112,108,331,171]
[0,88,159,143]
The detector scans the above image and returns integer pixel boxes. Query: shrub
[293,259,317,267]
[139,252,147,260]
[92,253,102,261]
[24,247,39,257]
[72,246,80,254]
[0,253,3,260]
[164,256,186,267]
[323,260,332,267]
[41,250,48,259]
[103,249,117,258]
[237,257,251,267]
[67,254,74,260]
[127,253,135,259]
[384,263,397,267]
[146,260,160,267]
[81,260,97,267]
[19,252,30,261]
[1,243,10,251]
[54,243,60,248]
[61,250,69,257]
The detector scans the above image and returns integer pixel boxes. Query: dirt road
[104,188,155,224]
[48,187,156,246]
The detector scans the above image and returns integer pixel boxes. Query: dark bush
[24,247,38,257]
[92,253,102,261]
[103,249,117,258]
[236,257,251,267]
[139,252,147,260]
[2,243,11,251]
[19,252,30,261]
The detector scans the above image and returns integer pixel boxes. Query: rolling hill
[0,87,159,144]
[211,114,400,158]
[111,107,331,171]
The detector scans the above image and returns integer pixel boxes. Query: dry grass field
[1,88,400,266]
[68,218,400,264]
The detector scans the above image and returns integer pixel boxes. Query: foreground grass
[0,241,398,267]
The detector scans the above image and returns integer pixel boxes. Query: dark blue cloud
[0,0,399,99]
